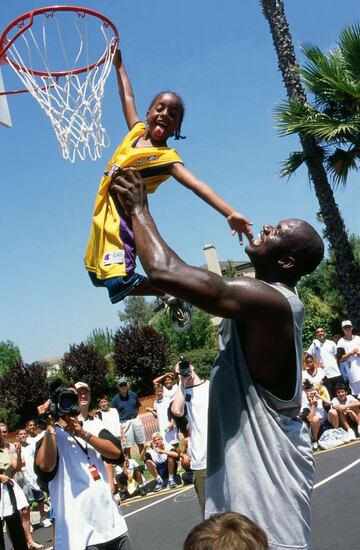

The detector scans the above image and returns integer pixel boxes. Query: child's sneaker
[154,295,194,333]
[347,428,356,441]
[168,479,177,489]
[154,480,164,492]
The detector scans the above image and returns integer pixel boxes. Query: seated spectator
[140,432,178,492]
[148,385,178,446]
[115,457,147,500]
[300,386,334,450]
[183,512,269,550]
[329,384,360,440]
[153,372,178,400]
[302,354,325,386]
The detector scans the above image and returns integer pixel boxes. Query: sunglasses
[119,383,127,387]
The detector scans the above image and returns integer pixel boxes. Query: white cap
[74,381,90,392]
[342,320,352,328]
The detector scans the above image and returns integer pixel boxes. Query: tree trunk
[261,0,360,331]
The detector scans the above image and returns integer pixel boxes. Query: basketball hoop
[0,6,119,162]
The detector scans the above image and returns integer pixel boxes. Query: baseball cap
[342,320,353,328]
[117,377,128,385]
[74,381,90,393]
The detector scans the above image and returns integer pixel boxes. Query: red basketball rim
[0,5,119,77]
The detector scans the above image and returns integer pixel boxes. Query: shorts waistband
[121,414,138,422]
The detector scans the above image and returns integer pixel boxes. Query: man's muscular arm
[112,169,287,322]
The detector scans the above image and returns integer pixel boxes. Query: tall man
[112,378,146,459]
[307,327,342,397]
[337,320,360,396]
[112,169,324,550]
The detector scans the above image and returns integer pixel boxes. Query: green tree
[0,362,48,429]
[152,308,216,358]
[60,343,109,400]
[261,0,360,331]
[113,325,170,396]
[0,340,21,377]
[298,234,360,323]
[118,296,155,327]
[85,327,114,357]
[299,290,338,349]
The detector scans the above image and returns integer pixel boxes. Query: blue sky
[1,0,359,363]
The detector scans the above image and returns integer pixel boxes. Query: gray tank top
[205,284,314,550]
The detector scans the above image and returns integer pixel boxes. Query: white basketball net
[4,10,117,162]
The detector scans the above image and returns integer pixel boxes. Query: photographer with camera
[34,381,132,550]
[172,357,209,516]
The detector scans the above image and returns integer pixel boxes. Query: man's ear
[278,256,295,269]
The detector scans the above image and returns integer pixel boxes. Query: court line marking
[314,457,360,489]
[123,485,193,518]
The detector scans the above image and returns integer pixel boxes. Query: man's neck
[78,407,89,421]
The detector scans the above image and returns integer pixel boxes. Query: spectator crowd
[2,319,360,549]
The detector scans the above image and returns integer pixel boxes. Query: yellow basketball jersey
[85,122,183,279]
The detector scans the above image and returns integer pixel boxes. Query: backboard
[0,67,12,128]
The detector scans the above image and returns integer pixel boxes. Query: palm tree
[275,22,360,186]
[260,0,360,331]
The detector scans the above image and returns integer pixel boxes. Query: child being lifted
[85,49,253,331]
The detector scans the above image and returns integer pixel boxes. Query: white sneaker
[39,517,52,528]
[347,428,356,441]
[357,425,360,436]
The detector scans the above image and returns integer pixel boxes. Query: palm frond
[326,147,359,187]
[278,151,306,179]
[339,21,360,80]
[275,99,360,142]
[300,42,360,105]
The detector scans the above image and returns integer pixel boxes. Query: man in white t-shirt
[337,320,360,396]
[307,327,343,397]
[329,383,360,440]
[96,395,123,439]
[140,432,178,492]
[172,359,209,516]
[152,372,179,401]
[35,384,132,550]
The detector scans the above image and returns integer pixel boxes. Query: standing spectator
[152,372,178,400]
[0,424,28,550]
[329,383,360,439]
[172,360,209,515]
[97,395,122,440]
[337,321,360,396]
[35,386,132,550]
[307,327,343,397]
[25,419,42,443]
[150,385,178,446]
[112,378,146,459]
[140,432,178,491]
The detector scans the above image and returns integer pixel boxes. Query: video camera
[178,356,192,377]
[41,379,80,419]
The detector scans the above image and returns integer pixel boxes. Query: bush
[60,343,109,401]
[113,326,170,396]
[0,362,48,429]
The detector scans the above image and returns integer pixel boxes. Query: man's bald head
[246,219,324,285]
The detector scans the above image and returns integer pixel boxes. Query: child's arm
[170,163,253,244]
[113,49,140,130]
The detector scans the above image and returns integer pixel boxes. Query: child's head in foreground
[183,512,269,550]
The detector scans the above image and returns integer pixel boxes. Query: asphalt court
[5,440,360,549]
